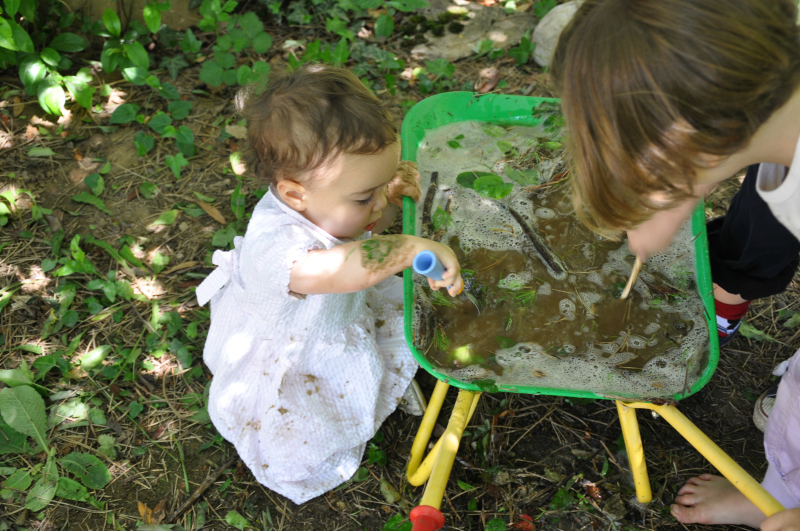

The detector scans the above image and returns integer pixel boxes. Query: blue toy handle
[413,250,446,281]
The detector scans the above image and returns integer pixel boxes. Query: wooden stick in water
[620,256,642,300]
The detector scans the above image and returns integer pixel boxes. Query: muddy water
[411,118,709,398]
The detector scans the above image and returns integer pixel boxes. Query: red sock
[715,299,750,338]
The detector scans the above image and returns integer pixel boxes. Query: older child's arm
[627,181,718,259]
[289,234,463,296]
[761,509,800,531]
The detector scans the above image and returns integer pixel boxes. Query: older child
[550,0,800,528]
[196,64,463,504]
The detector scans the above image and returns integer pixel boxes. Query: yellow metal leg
[407,383,480,509]
[623,402,785,517]
[616,401,653,503]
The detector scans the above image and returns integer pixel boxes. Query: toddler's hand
[423,241,463,297]
[762,509,800,531]
[387,160,421,207]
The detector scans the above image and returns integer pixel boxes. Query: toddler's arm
[289,235,463,296]
[761,509,800,531]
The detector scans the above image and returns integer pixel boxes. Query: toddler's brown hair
[236,63,398,186]
[550,0,800,235]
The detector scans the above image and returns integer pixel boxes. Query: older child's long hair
[551,0,800,234]
[236,64,398,186]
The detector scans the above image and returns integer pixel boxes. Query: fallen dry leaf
[225,124,247,139]
[151,498,168,525]
[138,501,153,524]
[25,124,38,140]
[161,261,199,275]
[196,200,226,224]
[12,96,23,117]
[73,148,83,160]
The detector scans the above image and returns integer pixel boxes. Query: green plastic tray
[401,92,719,402]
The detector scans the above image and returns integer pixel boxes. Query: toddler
[551,0,800,528]
[195,64,463,504]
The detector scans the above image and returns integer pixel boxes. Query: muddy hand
[387,160,421,207]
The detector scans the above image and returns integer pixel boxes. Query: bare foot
[671,474,765,528]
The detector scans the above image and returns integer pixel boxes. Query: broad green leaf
[81,345,112,371]
[374,14,394,38]
[28,146,56,157]
[63,68,95,109]
[17,344,43,354]
[5,0,21,16]
[140,182,159,198]
[0,386,49,453]
[40,47,61,67]
[251,32,272,54]
[447,140,461,149]
[143,3,162,33]
[160,55,189,81]
[149,209,179,227]
[152,251,170,274]
[485,518,506,531]
[387,0,428,11]
[1,469,32,499]
[110,103,141,124]
[8,19,34,53]
[326,18,353,41]
[175,125,195,157]
[382,514,412,531]
[148,111,172,133]
[212,225,237,247]
[72,192,112,215]
[739,321,775,342]
[0,19,15,51]
[56,476,90,502]
[225,510,251,530]
[135,132,155,156]
[425,58,455,79]
[231,183,245,220]
[25,457,58,511]
[49,32,87,53]
[482,124,507,137]
[128,401,143,419]
[165,153,189,178]
[19,54,47,91]
[0,422,31,454]
[505,167,539,186]
[180,28,202,54]
[474,175,513,199]
[238,12,263,38]
[103,8,122,37]
[0,359,34,388]
[457,479,475,491]
[58,452,111,489]
[456,170,496,189]
[123,41,149,69]
[784,312,800,328]
[432,207,452,232]
[84,174,104,196]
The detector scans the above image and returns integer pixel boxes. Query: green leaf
[783,312,800,329]
[505,167,539,186]
[212,225,236,247]
[326,18,354,41]
[231,183,245,220]
[56,476,90,502]
[158,82,181,100]
[375,14,394,38]
[456,170,496,189]
[150,209,179,227]
[5,0,21,16]
[238,12,263,38]
[534,0,557,18]
[20,54,47,91]
[110,103,141,124]
[1,469,32,498]
[251,32,272,54]
[425,58,455,79]
[180,28,202,54]
[457,479,476,491]
[128,401,143,419]
[84,174,104,196]
[175,125,195,157]
[0,422,31,454]
[103,8,122,37]
[387,0,428,11]
[72,192,112,215]
[431,207,451,232]
[739,321,775,342]
[0,19,16,51]
[474,175,513,199]
[0,359,34,388]
[143,3,162,33]
[63,68,95,109]
[58,452,111,489]
[37,78,66,116]
[508,35,535,65]
[135,132,155,156]
[482,124,507,137]
[447,140,461,149]
[485,518,506,531]
[6,19,33,53]
[40,47,61,67]
[123,41,150,69]
[25,457,58,511]
[49,32,87,53]
[152,251,170,274]
[140,182,159,199]
[148,111,173,134]
[225,510,251,530]
[160,55,189,81]
[165,153,189,178]
[81,345,112,371]
[28,146,56,157]
[0,386,49,453]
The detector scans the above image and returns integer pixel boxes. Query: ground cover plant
[2,0,800,529]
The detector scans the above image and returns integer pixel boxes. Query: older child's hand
[386,160,421,207]
[420,240,464,297]
[762,509,800,531]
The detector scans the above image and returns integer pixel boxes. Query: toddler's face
[298,141,401,239]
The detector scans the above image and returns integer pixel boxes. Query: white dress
[197,190,417,504]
